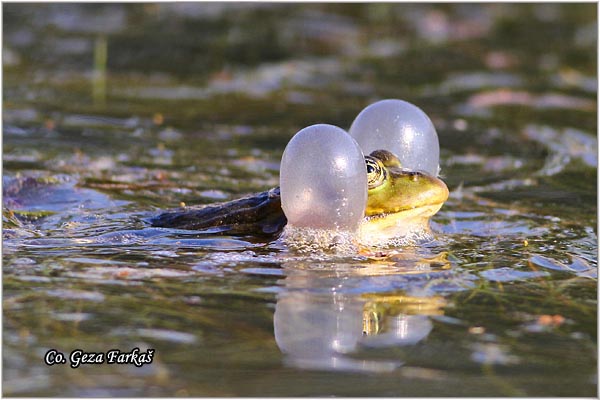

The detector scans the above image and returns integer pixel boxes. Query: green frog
[150,149,449,241]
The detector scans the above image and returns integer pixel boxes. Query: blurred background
[3,3,597,397]
[4,4,596,204]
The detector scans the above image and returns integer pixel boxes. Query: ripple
[64,266,194,281]
[479,267,549,282]
[240,267,285,277]
[467,89,596,111]
[528,254,597,278]
[44,289,105,302]
[135,328,197,344]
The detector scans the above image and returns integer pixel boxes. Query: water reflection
[274,254,449,372]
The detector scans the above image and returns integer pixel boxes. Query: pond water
[3,3,597,397]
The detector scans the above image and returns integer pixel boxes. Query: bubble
[280,124,367,231]
[349,99,440,176]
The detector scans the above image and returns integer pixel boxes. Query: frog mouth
[365,202,445,221]
[357,202,444,247]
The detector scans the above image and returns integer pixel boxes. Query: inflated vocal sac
[280,124,367,231]
[349,99,440,176]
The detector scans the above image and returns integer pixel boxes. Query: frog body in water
[149,150,448,241]
[150,187,286,236]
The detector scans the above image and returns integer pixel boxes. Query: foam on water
[280,220,435,255]
[279,225,360,255]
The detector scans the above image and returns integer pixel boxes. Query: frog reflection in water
[274,256,450,372]
[150,150,448,245]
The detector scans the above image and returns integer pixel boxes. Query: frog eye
[365,157,386,189]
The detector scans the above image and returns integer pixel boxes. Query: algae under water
[3,3,597,397]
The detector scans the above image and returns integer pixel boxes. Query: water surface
[3,3,597,396]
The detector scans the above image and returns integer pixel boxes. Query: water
[3,3,597,396]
